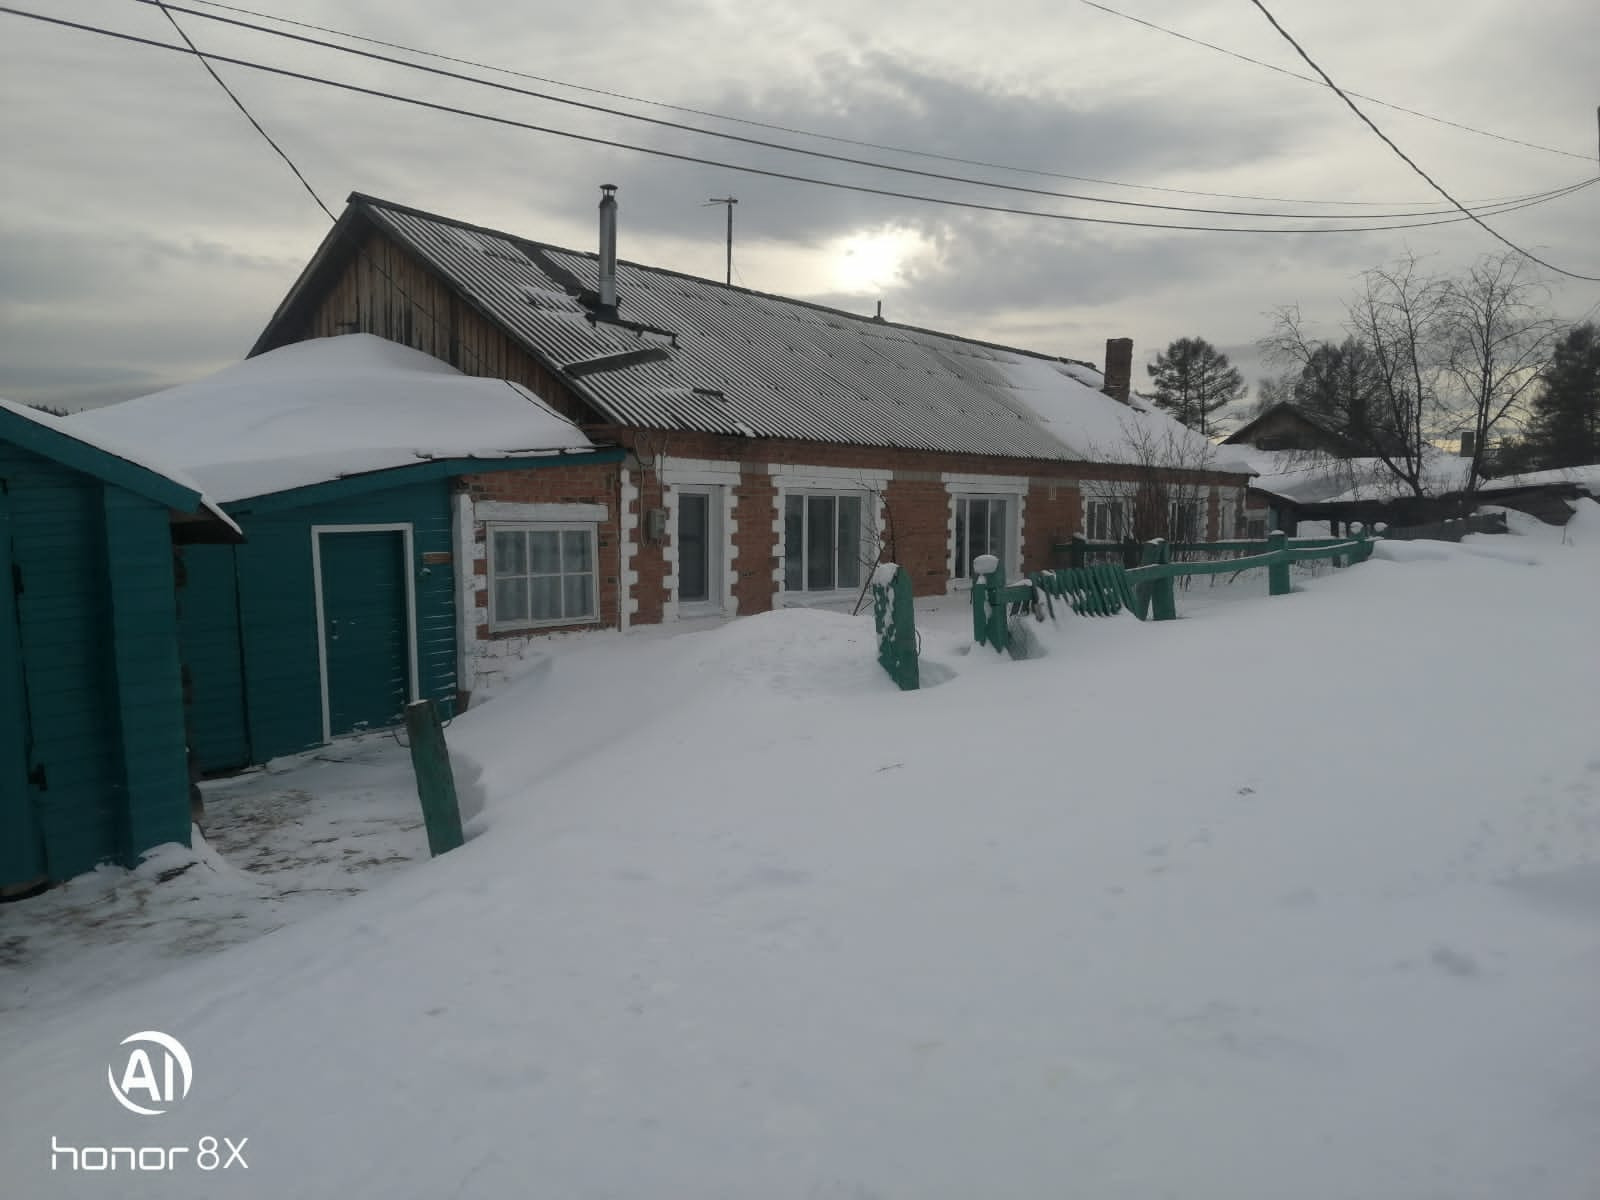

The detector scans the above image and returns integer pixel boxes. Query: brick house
[251,191,1249,687]
[78,190,1252,768]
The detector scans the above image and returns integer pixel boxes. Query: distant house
[1,398,236,894]
[1223,402,1474,534]
[1223,402,1368,459]
[1471,464,1600,525]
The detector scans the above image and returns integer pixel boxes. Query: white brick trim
[770,464,888,606]
[662,479,738,621]
[619,468,639,626]
[451,489,479,698]
[476,500,608,523]
[943,474,1028,591]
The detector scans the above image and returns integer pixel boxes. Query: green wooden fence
[973,533,1375,654]
[870,563,920,691]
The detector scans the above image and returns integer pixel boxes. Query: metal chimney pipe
[597,184,618,312]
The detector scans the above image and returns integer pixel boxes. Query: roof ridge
[346,192,1099,370]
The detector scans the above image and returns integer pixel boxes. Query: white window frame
[487,521,601,631]
[1169,498,1202,543]
[950,493,1016,581]
[672,485,725,617]
[1085,497,1127,542]
[780,489,872,602]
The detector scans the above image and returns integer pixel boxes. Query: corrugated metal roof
[357,195,1229,467]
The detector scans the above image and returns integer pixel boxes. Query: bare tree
[1263,254,1451,498]
[1441,252,1561,492]
[1080,419,1223,551]
[1263,252,1561,500]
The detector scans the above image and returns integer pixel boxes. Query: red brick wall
[629,468,668,626]
[461,437,1247,635]
[1025,479,1082,572]
[463,463,621,637]
[884,476,953,596]
[732,468,778,614]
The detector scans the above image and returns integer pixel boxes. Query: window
[1086,499,1125,541]
[489,524,598,628]
[783,493,864,593]
[1169,500,1201,542]
[1245,516,1268,540]
[953,495,1011,579]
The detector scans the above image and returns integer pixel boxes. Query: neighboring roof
[1238,446,1474,505]
[0,395,239,537]
[1476,464,1600,495]
[257,194,1248,474]
[72,335,598,504]
[1221,401,1368,456]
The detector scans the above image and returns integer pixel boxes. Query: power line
[149,1,334,221]
[168,0,1582,208]
[9,6,1597,239]
[1078,0,1592,163]
[126,0,1585,225]
[142,4,550,390]
[1244,0,1600,283]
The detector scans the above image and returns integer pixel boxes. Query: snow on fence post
[970,553,1009,651]
[404,699,465,857]
[1267,531,1292,596]
[870,563,920,691]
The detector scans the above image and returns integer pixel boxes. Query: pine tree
[1522,323,1600,470]
[1146,337,1244,436]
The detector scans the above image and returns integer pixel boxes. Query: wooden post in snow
[405,699,464,857]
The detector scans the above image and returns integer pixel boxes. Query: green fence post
[872,566,920,690]
[1143,539,1177,621]
[1267,531,1292,596]
[1069,533,1087,570]
[405,698,465,857]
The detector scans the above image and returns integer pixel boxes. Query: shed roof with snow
[72,334,598,504]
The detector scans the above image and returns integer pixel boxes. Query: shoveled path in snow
[3,511,1599,1200]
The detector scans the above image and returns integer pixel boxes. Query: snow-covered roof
[1,394,239,535]
[1477,463,1600,494]
[255,196,1251,475]
[72,334,598,503]
[1239,447,1474,504]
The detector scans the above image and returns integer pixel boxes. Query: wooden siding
[292,228,595,425]
[177,544,252,774]
[0,441,191,884]
[103,490,191,857]
[207,478,459,764]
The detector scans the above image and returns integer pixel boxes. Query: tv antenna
[704,196,737,286]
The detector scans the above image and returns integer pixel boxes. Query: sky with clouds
[2,0,1596,412]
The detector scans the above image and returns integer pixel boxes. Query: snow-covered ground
[3,505,1599,1200]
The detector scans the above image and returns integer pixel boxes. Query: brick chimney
[1103,337,1133,404]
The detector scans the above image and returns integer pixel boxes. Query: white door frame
[673,485,724,617]
[310,523,420,744]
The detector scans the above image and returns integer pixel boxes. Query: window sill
[487,616,601,635]
[778,589,866,609]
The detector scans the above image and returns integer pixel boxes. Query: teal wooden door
[177,546,252,773]
[0,483,45,888]
[319,529,411,738]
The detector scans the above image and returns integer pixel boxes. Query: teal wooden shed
[1,399,237,895]
[71,335,617,776]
